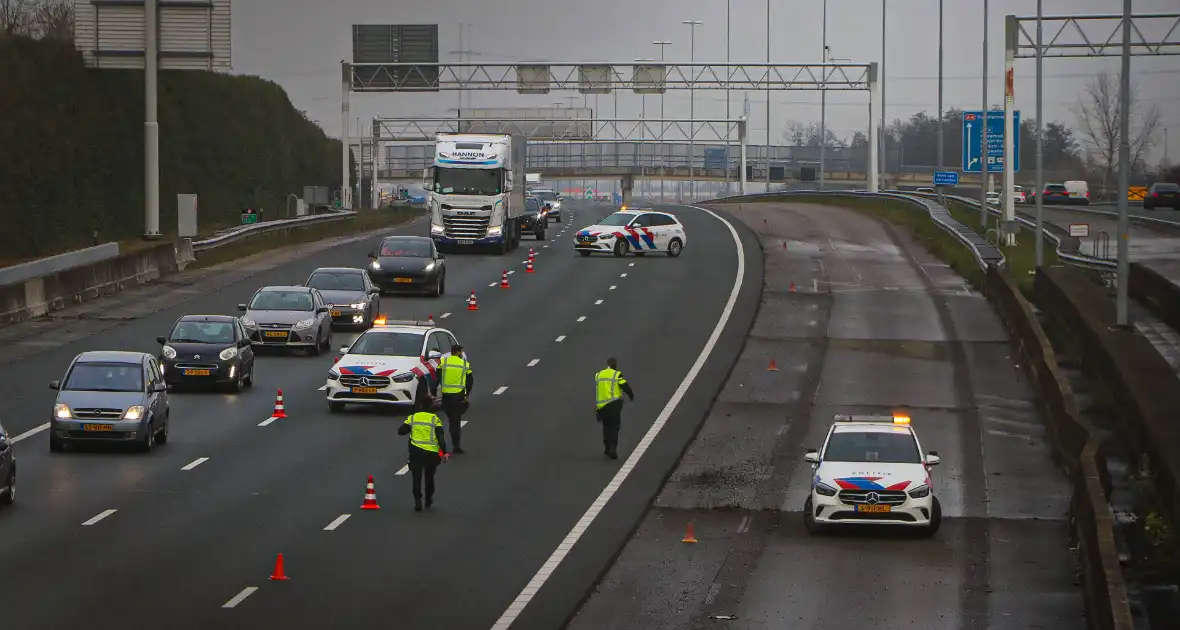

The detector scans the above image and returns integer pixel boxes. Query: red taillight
[1153,192,1160,197]
[1086,191,1090,197]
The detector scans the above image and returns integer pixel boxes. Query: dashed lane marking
[488,282,497,287]
[323,514,351,531]
[11,423,49,443]
[527,359,540,367]
[628,262,635,267]
[222,587,258,609]
[620,273,628,277]
[508,270,516,275]
[258,417,278,427]
[82,509,117,526]
[577,316,586,322]
[396,465,409,476]
[609,285,617,290]
[555,335,566,342]
[595,299,603,305]
[493,386,508,395]
[440,312,451,319]
[181,457,209,471]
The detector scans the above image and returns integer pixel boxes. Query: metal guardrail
[190,208,358,252]
[0,242,121,288]
[709,190,1005,271]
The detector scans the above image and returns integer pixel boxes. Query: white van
[1064,181,1090,205]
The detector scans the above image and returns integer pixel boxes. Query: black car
[521,196,549,240]
[367,236,446,297]
[1144,182,1180,210]
[531,189,563,222]
[304,267,381,329]
[158,315,256,391]
[1031,183,1071,205]
[0,420,15,508]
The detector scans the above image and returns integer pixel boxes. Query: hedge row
[0,37,348,259]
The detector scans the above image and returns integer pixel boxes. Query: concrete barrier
[0,242,120,287]
[0,243,179,325]
[1129,262,1180,334]
[985,265,1132,630]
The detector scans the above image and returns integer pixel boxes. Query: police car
[802,414,942,536]
[323,318,464,412]
[573,207,686,258]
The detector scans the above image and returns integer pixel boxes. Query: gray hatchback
[49,351,170,452]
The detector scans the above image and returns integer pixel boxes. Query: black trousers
[596,400,623,453]
[441,393,466,448]
[407,446,441,500]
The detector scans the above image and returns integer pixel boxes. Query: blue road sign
[934,171,960,186]
[961,110,1020,173]
[704,147,727,170]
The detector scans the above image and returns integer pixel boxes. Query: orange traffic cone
[361,475,380,510]
[500,270,511,289]
[682,521,698,543]
[789,282,797,292]
[428,314,434,322]
[767,358,779,371]
[526,259,535,273]
[269,553,289,580]
[528,247,536,259]
[468,291,479,311]
[271,389,286,419]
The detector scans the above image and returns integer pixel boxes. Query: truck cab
[425,133,525,255]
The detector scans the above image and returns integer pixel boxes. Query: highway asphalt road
[1025,205,1180,263]
[0,201,762,629]
[568,201,1082,629]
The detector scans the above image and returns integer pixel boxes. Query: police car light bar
[834,414,911,425]
[371,318,435,328]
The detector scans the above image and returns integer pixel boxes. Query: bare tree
[30,0,73,41]
[1072,69,1163,196]
[0,0,34,35]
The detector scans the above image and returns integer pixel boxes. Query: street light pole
[820,0,828,190]
[1116,0,1132,326]
[766,0,771,191]
[727,0,732,195]
[654,40,672,202]
[880,0,887,187]
[980,0,990,228]
[1035,0,1045,267]
[683,20,702,201]
[937,0,944,195]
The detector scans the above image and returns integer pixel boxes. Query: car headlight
[327,368,340,380]
[814,481,838,497]
[54,403,72,419]
[487,226,503,236]
[219,347,238,361]
[294,318,316,329]
[907,484,931,499]
[370,260,382,270]
[392,373,416,383]
[349,302,366,309]
[423,262,435,272]
[240,316,256,327]
[123,405,145,421]
[597,233,613,240]
[430,223,444,234]
[161,345,177,359]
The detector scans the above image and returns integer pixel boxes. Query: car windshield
[380,239,432,258]
[525,198,541,212]
[597,213,636,227]
[534,190,558,200]
[63,362,144,392]
[433,167,501,196]
[307,272,365,291]
[822,431,921,464]
[249,290,313,311]
[347,331,424,357]
[1155,183,1179,192]
[170,321,234,344]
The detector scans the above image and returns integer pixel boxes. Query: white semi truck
[424,133,526,255]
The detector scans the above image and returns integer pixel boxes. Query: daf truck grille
[443,216,490,239]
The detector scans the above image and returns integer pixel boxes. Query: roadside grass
[188,207,424,269]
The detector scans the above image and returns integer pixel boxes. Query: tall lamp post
[880,0,887,187]
[654,40,672,202]
[820,0,827,189]
[766,0,772,190]
[683,20,703,201]
[936,0,945,200]
[637,57,654,198]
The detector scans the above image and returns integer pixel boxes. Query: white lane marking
[609,285,617,290]
[527,359,540,367]
[628,262,635,267]
[577,316,586,322]
[181,457,210,471]
[620,273,628,277]
[222,586,258,608]
[493,386,508,395]
[813,278,818,292]
[595,299,603,305]
[508,270,516,275]
[11,422,49,443]
[522,260,529,264]
[396,465,409,476]
[461,420,469,427]
[490,203,746,629]
[323,514,351,531]
[258,417,278,427]
[441,312,452,319]
[543,245,549,248]
[737,515,751,533]
[488,282,497,287]
[555,335,566,342]
[317,385,327,391]
[82,509,118,526]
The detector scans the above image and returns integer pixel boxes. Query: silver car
[303,267,381,329]
[239,285,334,354]
[49,351,171,453]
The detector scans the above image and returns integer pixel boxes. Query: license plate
[458,239,474,245]
[183,369,211,376]
[82,424,113,432]
[393,278,412,284]
[264,331,287,338]
[330,310,341,317]
[856,504,891,513]
[351,386,379,394]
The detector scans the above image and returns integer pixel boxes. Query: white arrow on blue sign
[961,110,1020,173]
[934,171,960,186]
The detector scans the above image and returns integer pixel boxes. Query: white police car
[802,414,942,536]
[573,207,686,258]
[323,318,464,412]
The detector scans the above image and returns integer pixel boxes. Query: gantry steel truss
[347,62,872,92]
[1010,12,1180,58]
[373,117,742,143]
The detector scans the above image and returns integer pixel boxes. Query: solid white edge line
[489,203,746,629]
[527,359,540,367]
[181,457,210,471]
[222,586,258,608]
[11,422,49,443]
[555,335,566,342]
[258,417,277,427]
[323,514,351,531]
[82,509,118,526]
[492,386,508,395]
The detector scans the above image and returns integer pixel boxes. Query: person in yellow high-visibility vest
[396,409,449,511]
[594,357,634,460]
[438,344,473,454]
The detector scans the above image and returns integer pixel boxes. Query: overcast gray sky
[232,0,1179,162]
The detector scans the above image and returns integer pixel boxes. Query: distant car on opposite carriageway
[573,208,686,258]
